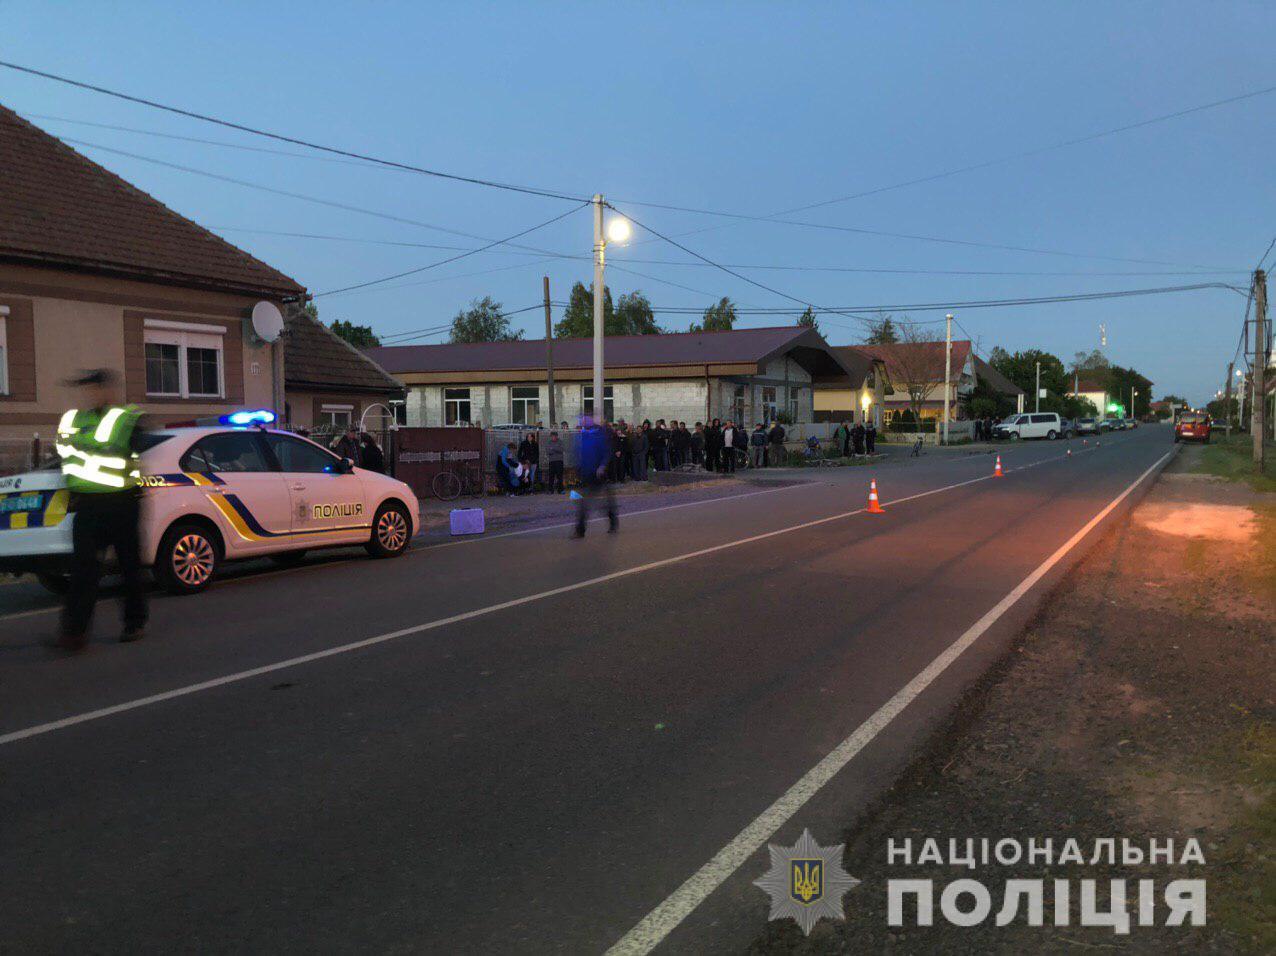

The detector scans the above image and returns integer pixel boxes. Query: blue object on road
[449,508,485,536]
[569,490,583,500]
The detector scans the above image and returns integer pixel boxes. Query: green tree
[555,281,613,338]
[329,319,381,348]
[1106,365,1154,417]
[1070,349,1110,373]
[690,296,737,332]
[990,348,1069,398]
[614,291,662,335]
[865,316,899,344]
[796,306,820,335]
[449,296,523,343]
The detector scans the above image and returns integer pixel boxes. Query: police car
[0,411,419,594]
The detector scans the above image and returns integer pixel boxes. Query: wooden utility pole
[1254,269,1267,470]
[1224,360,1235,437]
[543,275,556,427]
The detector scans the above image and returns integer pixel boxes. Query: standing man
[834,420,850,457]
[574,416,618,537]
[865,419,878,455]
[852,421,866,456]
[544,430,565,494]
[54,370,147,650]
[333,425,362,466]
[750,423,768,468]
[768,419,787,466]
[720,421,737,473]
[705,418,722,473]
[629,422,649,481]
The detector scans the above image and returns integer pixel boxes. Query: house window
[511,386,540,425]
[444,388,472,425]
[582,385,614,422]
[320,404,353,430]
[143,320,225,398]
[787,388,801,421]
[0,306,9,396]
[732,385,745,423]
[761,386,778,422]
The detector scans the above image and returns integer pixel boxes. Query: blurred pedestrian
[629,422,649,480]
[750,423,768,468]
[691,422,706,468]
[706,418,722,472]
[865,420,877,454]
[54,369,147,650]
[574,417,617,537]
[768,420,786,466]
[852,422,866,456]
[720,421,738,473]
[333,425,362,465]
[518,431,540,489]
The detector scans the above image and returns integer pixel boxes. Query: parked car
[992,412,1071,440]
[1174,413,1212,443]
[1124,418,1139,429]
[1075,418,1101,436]
[1105,418,1126,431]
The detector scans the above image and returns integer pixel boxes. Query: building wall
[0,264,278,445]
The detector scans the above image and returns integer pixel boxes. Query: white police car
[0,412,419,594]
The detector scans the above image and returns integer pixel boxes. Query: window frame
[444,387,472,426]
[320,403,354,431]
[760,385,778,423]
[510,385,540,425]
[582,384,614,422]
[143,319,226,399]
[261,432,344,474]
[179,431,272,474]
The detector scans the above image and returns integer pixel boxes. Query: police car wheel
[156,523,221,594]
[367,503,411,558]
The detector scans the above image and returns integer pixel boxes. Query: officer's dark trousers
[574,477,617,534]
[62,490,148,638]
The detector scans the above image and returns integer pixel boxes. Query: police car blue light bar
[220,409,277,426]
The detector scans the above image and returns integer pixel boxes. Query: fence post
[31,433,40,470]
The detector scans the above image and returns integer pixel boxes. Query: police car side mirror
[338,457,355,474]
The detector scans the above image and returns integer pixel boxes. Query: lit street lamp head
[606,217,631,244]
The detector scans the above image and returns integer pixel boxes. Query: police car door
[181,431,292,556]
[262,433,369,542]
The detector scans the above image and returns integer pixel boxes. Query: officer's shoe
[120,627,145,643]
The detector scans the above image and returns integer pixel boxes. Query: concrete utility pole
[1224,360,1234,437]
[1254,268,1267,471]
[543,275,555,426]
[592,194,606,423]
[1035,361,1041,413]
[942,313,953,444]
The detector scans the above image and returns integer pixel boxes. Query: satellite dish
[251,301,285,343]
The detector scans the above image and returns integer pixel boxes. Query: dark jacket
[545,436,564,463]
[768,424,786,445]
[749,428,768,447]
[333,434,362,465]
[360,441,385,473]
[518,438,538,464]
[629,429,649,456]
[579,426,610,480]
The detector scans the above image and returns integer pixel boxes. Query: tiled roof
[0,104,303,297]
[367,325,859,380]
[847,340,973,384]
[973,355,1025,396]
[285,310,402,394]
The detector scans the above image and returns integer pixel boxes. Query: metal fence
[0,436,50,477]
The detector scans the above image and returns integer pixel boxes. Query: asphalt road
[0,427,1175,954]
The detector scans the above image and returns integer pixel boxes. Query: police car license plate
[0,493,43,514]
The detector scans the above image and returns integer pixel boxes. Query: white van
[993,413,1070,441]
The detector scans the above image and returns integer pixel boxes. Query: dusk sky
[4,1,1272,404]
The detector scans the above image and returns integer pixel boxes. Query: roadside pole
[1254,268,1267,471]
[592,194,605,423]
[543,275,556,426]
[942,313,953,445]
[1224,360,1234,437]
[1035,361,1041,413]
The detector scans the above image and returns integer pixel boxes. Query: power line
[378,303,544,345]
[61,137,582,260]
[314,202,589,297]
[321,255,566,301]
[606,282,1233,315]
[1257,235,1276,271]
[0,60,589,202]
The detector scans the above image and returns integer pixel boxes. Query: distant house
[844,340,976,422]
[0,104,302,454]
[282,309,403,435]
[366,326,859,427]
[1066,375,1111,415]
[811,347,890,425]
[972,355,1026,414]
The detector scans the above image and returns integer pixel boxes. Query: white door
[262,433,370,543]
[182,431,291,556]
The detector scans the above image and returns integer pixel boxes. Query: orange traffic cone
[1082,438,1088,445]
[866,478,885,514]
[993,455,1005,478]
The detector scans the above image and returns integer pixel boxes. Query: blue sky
[3,1,1272,403]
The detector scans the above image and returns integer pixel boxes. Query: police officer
[54,370,147,650]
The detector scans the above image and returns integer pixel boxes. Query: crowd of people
[294,425,387,473]
[829,420,879,457]
[493,418,792,496]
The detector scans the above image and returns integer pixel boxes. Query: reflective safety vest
[56,405,142,492]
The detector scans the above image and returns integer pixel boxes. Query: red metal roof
[0,105,303,297]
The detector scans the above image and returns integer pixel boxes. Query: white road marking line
[0,450,1073,746]
[602,450,1172,955]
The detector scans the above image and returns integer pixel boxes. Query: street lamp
[590,195,630,423]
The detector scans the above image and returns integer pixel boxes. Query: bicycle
[432,462,484,501]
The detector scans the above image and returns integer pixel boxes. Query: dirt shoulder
[752,443,1275,953]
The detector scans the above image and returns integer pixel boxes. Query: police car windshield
[136,434,173,452]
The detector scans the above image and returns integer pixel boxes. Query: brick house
[0,105,302,460]
[846,340,976,422]
[366,326,858,427]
